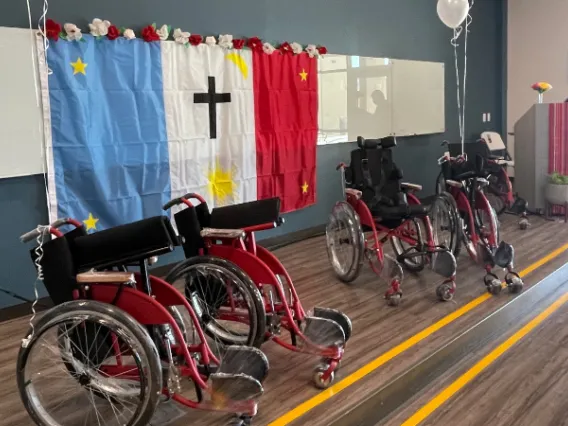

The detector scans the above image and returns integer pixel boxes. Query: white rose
[123,29,136,40]
[64,23,82,41]
[218,34,233,48]
[305,44,319,58]
[291,42,303,55]
[173,28,190,45]
[262,42,276,55]
[157,24,169,41]
[205,36,217,46]
[89,18,110,37]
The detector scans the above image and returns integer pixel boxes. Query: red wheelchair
[19,216,268,425]
[328,136,459,305]
[162,194,351,389]
[435,143,524,295]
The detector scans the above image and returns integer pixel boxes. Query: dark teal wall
[0,0,506,308]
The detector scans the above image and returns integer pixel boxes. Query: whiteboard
[0,27,45,179]
[317,55,393,145]
[391,59,445,137]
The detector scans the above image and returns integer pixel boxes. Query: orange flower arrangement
[531,82,552,94]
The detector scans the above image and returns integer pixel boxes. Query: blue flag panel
[47,36,170,231]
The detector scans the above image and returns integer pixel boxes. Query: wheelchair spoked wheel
[475,205,500,246]
[165,256,266,350]
[326,201,365,283]
[430,192,462,258]
[17,300,162,426]
[390,218,426,272]
[486,173,510,215]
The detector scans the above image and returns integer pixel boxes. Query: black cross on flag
[194,76,231,139]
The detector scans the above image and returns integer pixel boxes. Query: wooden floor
[1,215,567,426]
[387,289,568,426]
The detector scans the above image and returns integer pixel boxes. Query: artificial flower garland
[44,18,328,58]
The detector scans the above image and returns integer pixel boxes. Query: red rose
[246,36,263,51]
[317,46,328,55]
[141,25,160,42]
[107,25,120,40]
[279,42,292,54]
[232,38,245,49]
[45,19,61,41]
[189,34,203,46]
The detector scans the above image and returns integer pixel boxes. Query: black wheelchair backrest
[447,141,491,161]
[347,137,404,207]
[356,136,397,150]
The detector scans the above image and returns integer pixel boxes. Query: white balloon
[437,0,470,29]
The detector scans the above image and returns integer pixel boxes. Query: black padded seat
[373,203,429,219]
[72,216,177,270]
[209,197,281,230]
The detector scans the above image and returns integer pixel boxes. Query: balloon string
[451,0,474,155]
[451,28,463,148]
[461,0,473,154]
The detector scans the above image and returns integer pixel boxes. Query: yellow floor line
[401,290,568,426]
[268,243,568,426]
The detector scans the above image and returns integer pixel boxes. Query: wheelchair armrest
[201,227,245,239]
[475,177,490,188]
[345,188,362,199]
[77,270,135,284]
[446,180,463,188]
[488,154,504,161]
[401,182,423,192]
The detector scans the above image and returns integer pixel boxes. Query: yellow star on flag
[83,213,99,231]
[299,68,308,82]
[207,161,237,206]
[301,181,309,194]
[70,57,88,75]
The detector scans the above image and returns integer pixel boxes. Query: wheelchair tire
[435,172,446,195]
[17,300,162,426]
[326,201,365,283]
[431,191,462,258]
[165,256,266,349]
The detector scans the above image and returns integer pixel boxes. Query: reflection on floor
[1,215,567,426]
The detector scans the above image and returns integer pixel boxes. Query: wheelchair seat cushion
[209,197,281,230]
[72,216,177,270]
[373,203,428,219]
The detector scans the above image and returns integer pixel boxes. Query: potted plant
[545,171,568,205]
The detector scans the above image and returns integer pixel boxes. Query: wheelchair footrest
[493,241,514,268]
[301,314,346,347]
[430,250,457,278]
[210,373,264,402]
[210,346,269,402]
[313,307,352,342]
[217,346,269,383]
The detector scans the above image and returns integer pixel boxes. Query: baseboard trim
[0,297,53,323]
[0,224,327,323]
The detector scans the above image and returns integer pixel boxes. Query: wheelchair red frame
[437,153,524,295]
[20,218,264,420]
[335,162,458,305]
[164,194,350,388]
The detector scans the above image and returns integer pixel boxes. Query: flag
[40,35,318,231]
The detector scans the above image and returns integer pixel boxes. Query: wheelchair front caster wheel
[507,275,524,294]
[313,365,335,389]
[386,293,402,307]
[486,279,502,296]
[229,415,252,426]
[436,283,454,302]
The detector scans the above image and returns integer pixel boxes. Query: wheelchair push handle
[163,193,207,210]
[20,218,83,243]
